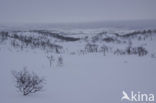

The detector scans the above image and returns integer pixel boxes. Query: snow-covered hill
[0,23,156,103]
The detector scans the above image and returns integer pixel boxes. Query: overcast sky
[0,0,156,23]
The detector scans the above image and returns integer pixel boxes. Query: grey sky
[0,0,156,23]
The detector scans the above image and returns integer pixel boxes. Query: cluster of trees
[121,29,155,38]
[0,31,63,53]
[84,43,109,55]
[84,43,148,56]
[126,46,148,56]
[33,30,80,41]
[114,46,148,56]
[0,31,9,42]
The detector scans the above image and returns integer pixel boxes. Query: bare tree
[47,55,55,67]
[100,45,109,56]
[57,56,63,66]
[12,68,45,96]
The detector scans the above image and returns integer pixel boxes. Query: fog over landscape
[0,0,156,103]
[0,0,156,23]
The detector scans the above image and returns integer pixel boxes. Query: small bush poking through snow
[57,56,63,66]
[12,68,45,96]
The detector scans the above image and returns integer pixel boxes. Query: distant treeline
[31,30,80,41]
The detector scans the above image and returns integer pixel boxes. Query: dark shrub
[85,43,98,53]
[126,46,148,56]
[12,68,45,96]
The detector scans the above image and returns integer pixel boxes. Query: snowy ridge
[0,26,156,103]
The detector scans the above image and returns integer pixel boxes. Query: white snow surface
[0,22,156,103]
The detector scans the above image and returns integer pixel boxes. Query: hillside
[0,27,156,103]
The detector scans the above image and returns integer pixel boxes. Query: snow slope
[0,23,156,103]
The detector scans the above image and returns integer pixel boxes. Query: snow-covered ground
[0,22,156,103]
